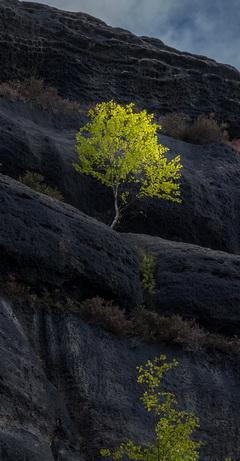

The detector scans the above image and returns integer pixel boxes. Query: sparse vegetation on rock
[160,112,229,144]
[229,138,240,152]
[77,297,131,335]
[139,252,156,294]
[0,78,80,114]
[17,291,239,356]
[19,171,64,201]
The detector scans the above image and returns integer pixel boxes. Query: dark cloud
[23,0,240,68]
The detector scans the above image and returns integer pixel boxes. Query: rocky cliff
[1,296,240,461]
[1,177,240,461]
[1,1,240,460]
[0,0,240,134]
[1,98,240,254]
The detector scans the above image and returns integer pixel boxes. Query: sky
[23,0,240,68]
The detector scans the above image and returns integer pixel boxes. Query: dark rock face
[1,98,240,254]
[0,298,56,461]
[1,2,240,460]
[0,174,142,307]
[124,233,240,336]
[0,297,240,461]
[0,1,240,132]
[0,97,113,222]
[121,135,240,255]
[1,138,240,460]
[0,298,83,461]
[2,172,240,337]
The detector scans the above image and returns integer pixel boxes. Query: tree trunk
[110,188,120,229]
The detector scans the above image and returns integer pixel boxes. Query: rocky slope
[1,1,240,460]
[124,233,240,336]
[2,173,240,335]
[1,177,240,460]
[1,97,240,254]
[0,0,240,134]
[1,297,240,461]
[0,174,141,307]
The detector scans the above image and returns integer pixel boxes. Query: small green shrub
[161,112,229,144]
[101,355,201,461]
[139,252,156,294]
[0,78,80,114]
[19,171,64,201]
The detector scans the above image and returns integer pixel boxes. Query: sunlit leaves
[101,355,201,461]
[75,101,182,227]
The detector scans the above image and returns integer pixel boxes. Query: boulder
[0,97,112,222]
[120,135,240,254]
[124,233,240,335]
[0,174,142,307]
[1,99,240,255]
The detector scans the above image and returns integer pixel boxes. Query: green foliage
[19,171,64,201]
[101,355,201,461]
[139,253,156,294]
[75,101,182,228]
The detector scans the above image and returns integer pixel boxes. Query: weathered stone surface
[120,135,240,254]
[2,168,240,336]
[0,1,240,133]
[1,173,240,459]
[124,233,240,335]
[1,3,240,460]
[1,98,240,254]
[0,174,142,307]
[0,298,82,461]
[0,97,113,222]
[0,297,240,461]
